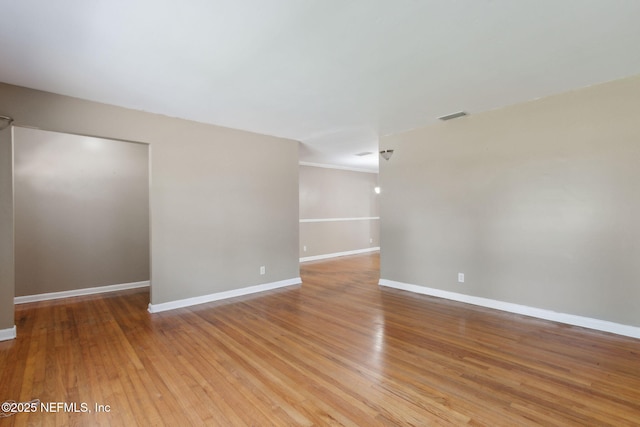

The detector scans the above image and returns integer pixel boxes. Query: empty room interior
[1,1,640,425]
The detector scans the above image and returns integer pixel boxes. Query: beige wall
[0,82,299,310]
[14,128,149,296]
[0,127,14,331]
[380,75,640,327]
[299,165,379,259]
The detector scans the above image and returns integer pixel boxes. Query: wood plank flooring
[1,253,639,426]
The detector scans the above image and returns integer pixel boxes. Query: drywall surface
[299,165,379,258]
[0,82,299,306]
[14,128,149,296]
[380,75,640,327]
[0,127,14,331]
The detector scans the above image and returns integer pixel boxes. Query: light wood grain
[1,253,639,426]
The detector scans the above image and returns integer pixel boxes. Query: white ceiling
[2,1,640,172]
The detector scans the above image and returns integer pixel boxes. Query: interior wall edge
[0,125,15,330]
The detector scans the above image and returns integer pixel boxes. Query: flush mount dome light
[379,149,394,161]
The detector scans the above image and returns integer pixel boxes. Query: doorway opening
[13,127,151,303]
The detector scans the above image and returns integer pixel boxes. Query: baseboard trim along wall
[379,279,640,339]
[0,326,17,341]
[14,280,150,304]
[148,277,302,314]
[300,247,380,263]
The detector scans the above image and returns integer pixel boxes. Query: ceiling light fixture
[0,115,14,131]
[438,111,468,121]
[379,149,394,161]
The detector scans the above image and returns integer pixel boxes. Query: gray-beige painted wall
[14,128,149,296]
[0,82,299,332]
[380,75,640,327]
[0,127,14,332]
[299,165,379,259]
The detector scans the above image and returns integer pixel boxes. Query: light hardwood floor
[1,253,639,426]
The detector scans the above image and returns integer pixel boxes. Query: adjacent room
[1,1,640,425]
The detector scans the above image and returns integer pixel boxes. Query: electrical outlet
[303,245,307,252]
[260,266,266,275]
[458,273,464,283]
[369,238,373,244]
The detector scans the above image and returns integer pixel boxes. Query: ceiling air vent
[355,151,373,157]
[438,111,468,121]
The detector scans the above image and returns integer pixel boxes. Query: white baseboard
[300,247,380,263]
[148,277,302,314]
[0,326,17,341]
[379,279,640,340]
[14,281,150,304]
